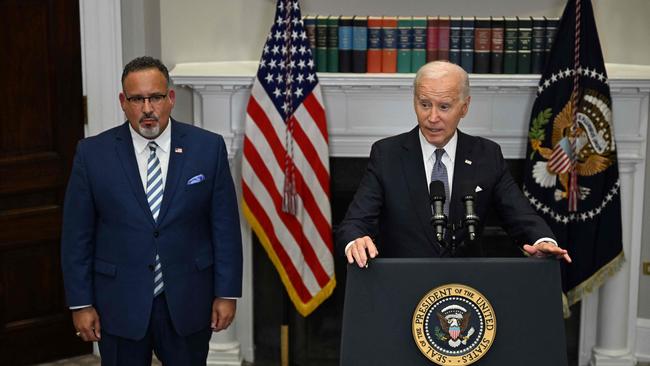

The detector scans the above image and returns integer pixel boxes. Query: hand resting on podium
[345,237,571,268]
[523,241,572,263]
[345,236,379,268]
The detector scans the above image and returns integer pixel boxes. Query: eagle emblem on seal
[528,89,615,202]
[436,305,475,348]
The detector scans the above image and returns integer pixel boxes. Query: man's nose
[142,98,154,112]
[428,108,438,122]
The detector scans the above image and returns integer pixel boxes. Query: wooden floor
[34,354,650,366]
[33,354,650,366]
[35,355,161,366]
[34,354,256,365]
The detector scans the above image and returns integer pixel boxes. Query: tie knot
[148,141,158,152]
[434,148,445,162]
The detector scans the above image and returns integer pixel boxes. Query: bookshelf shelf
[171,60,650,159]
[171,60,650,88]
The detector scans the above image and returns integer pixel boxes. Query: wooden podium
[340,258,567,365]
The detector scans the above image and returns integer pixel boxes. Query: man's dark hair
[121,56,170,86]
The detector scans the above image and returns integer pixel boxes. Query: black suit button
[148,264,155,271]
[153,231,159,238]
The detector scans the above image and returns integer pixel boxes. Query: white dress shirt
[129,120,171,193]
[419,128,457,199]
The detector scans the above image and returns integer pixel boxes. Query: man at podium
[336,61,571,267]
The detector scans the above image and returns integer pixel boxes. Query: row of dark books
[303,15,560,74]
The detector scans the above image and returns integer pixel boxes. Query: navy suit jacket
[335,127,555,258]
[61,120,242,340]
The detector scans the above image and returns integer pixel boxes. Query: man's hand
[72,307,101,342]
[523,241,572,263]
[345,236,379,268]
[211,298,236,332]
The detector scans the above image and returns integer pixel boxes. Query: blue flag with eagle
[522,0,623,310]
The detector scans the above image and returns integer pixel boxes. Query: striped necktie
[147,142,164,296]
[431,148,450,216]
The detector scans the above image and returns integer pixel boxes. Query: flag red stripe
[549,158,571,172]
[550,146,564,160]
[248,97,334,254]
[244,135,332,286]
[303,92,328,143]
[242,183,312,302]
[290,114,331,197]
[550,157,570,169]
[549,146,571,173]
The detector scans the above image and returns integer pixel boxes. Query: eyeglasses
[125,93,168,106]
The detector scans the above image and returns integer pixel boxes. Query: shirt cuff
[70,305,92,310]
[533,237,557,246]
[344,240,355,255]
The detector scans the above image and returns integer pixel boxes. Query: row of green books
[303,15,560,74]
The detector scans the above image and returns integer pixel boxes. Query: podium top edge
[360,257,556,265]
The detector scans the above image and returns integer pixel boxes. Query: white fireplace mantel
[170,61,650,365]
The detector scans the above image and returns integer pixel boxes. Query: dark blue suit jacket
[61,120,242,340]
[336,127,555,258]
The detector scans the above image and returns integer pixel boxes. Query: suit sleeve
[491,144,556,245]
[210,136,243,297]
[60,140,97,307]
[335,143,384,256]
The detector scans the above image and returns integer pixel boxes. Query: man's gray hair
[413,61,470,100]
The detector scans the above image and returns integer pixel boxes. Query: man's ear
[460,96,471,118]
[118,92,127,111]
[168,89,176,107]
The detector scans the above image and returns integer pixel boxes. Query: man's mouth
[140,117,158,126]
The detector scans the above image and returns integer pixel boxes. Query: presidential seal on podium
[412,284,497,365]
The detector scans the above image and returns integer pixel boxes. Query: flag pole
[281,289,290,366]
[567,0,582,212]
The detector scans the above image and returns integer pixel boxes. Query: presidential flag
[523,0,623,310]
[241,0,335,316]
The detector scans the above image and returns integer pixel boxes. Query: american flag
[241,0,335,316]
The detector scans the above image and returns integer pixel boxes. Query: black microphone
[429,180,447,243]
[460,187,480,241]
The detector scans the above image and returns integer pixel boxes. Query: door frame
[78,0,122,355]
[79,0,124,138]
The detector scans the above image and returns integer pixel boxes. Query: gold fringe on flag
[561,250,625,318]
[242,201,336,317]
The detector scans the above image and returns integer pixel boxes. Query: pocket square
[187,174,205,185]
[475,185,483,193]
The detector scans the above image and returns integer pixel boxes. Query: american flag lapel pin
[465,159,472,165]
[175,147,183,154]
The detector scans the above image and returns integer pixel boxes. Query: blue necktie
[147,142,164,296]
[431,148,450,216]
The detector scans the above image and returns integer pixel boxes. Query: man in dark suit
[336,61,570,267]
[61,56,242,365]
